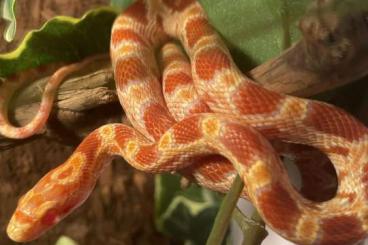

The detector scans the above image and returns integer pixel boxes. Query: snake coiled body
[4,1,368,244]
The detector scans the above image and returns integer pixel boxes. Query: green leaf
[1,0,16,42]
[199,0,309,70]
[110,0,134,10]
[0,7,119,78]
[155,174,222,245]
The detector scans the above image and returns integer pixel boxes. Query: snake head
[7,197,62,242]
[6,166,89,242]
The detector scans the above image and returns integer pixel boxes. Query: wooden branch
[1,7,367,149]
[251,7,368,97]
[0,59,122,149]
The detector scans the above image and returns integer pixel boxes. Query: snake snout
[7,206,66,242]
[7,210,43,242]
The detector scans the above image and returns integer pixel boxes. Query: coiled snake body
[3,1,368,244]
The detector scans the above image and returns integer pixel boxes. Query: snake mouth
[7,223,30,242]
[7,216,30,242]
[6,210,43,242]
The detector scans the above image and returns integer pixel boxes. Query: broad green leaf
[0,0,16,42]
[155,174,222,245]
[0,7,119,78]
[199,0,309,70]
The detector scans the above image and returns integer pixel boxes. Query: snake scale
[1,0,368,244]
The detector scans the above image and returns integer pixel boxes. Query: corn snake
[2,0,368,244]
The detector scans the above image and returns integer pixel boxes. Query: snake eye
[41,208,59,226]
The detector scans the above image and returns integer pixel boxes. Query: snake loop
[4,1,368,244]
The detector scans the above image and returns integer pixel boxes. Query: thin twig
[206,175,244,245]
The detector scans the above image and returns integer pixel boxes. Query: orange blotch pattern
[114,57,148,88]
[143,103,175,140]
[195,48,231,81]
[185,17,214,48]
[172,116,202,144]
[319,215,365,245]
[135,145,158,166]
[257,182,302,236]
[187,101,210,114]
[191,155,234,183]
[164,72,193,94]
[114,125,137,148]
[124,0,147,24]
[220,123,268,166]
[304,103,367,141]
[233,83,284,115]
[57,166,73,180]
[75,131,101,164]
